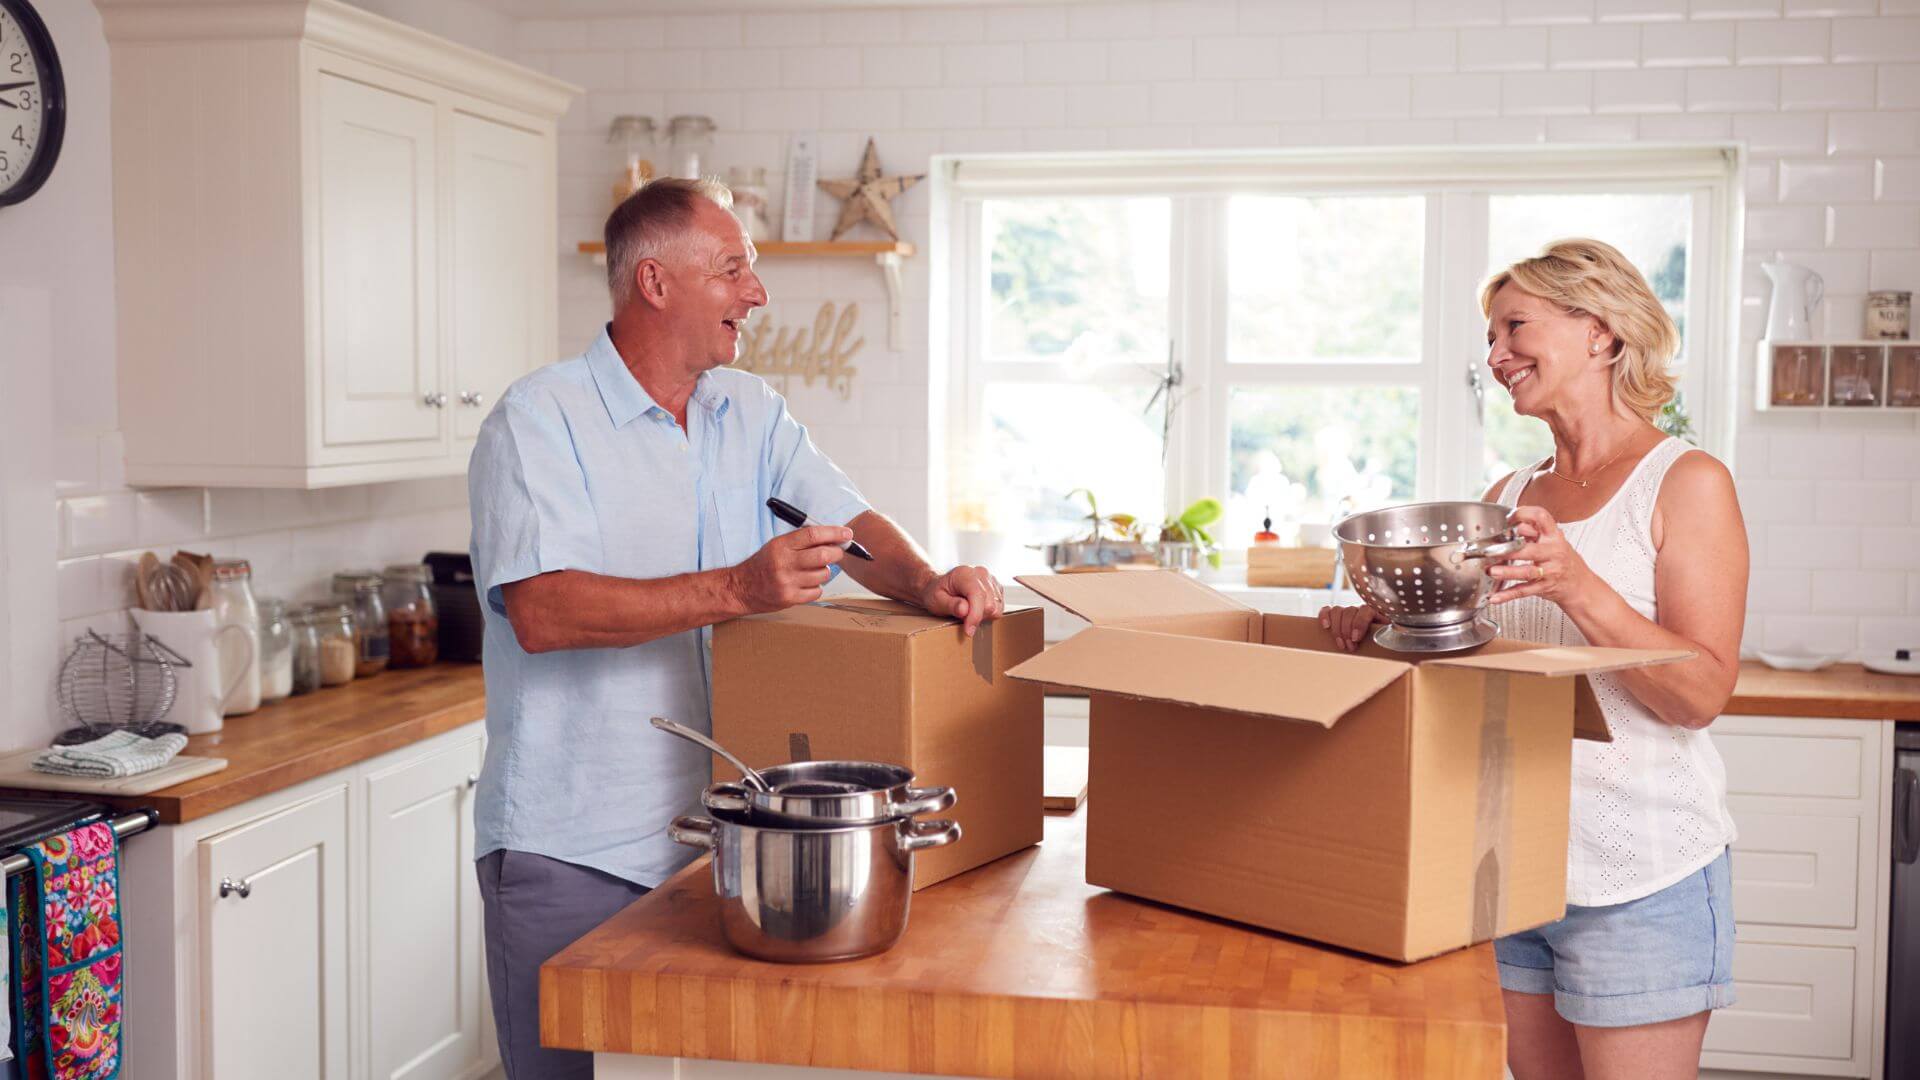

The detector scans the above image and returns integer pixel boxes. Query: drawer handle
[466,773,479,789]
[459,390,485,407]
[423,392,449,409]
[219,876,252,900]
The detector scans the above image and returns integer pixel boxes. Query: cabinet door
[316,71,443,453]
[448,111,546,443]
[365,736,487,1080]
[200,787,351,1080]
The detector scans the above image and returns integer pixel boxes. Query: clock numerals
[0,151,10,174]
[9,125,21,146]
[8,52,22,74]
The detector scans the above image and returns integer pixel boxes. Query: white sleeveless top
[1495,437,1737,907]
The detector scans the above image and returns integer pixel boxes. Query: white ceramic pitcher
[1762,261,1823,342]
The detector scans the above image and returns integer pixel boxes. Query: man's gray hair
[604,176,735,306]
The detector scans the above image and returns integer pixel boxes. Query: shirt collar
[586,325,732,428]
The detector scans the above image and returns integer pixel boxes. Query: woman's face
[1484,283,1613,418]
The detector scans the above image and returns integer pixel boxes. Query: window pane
[963,382,1166,565]
[1227,388,1418,538]
[985,198,1170,366]
[1481,193,1692,488]
[1228,195,1425,364]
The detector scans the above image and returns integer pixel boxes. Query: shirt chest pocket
[713,484,764,566]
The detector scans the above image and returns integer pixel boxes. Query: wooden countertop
[0,663,487,824]
[541,811,1505,1078]
[1728,661,1920,721]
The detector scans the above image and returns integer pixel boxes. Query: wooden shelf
[574,239,914,258]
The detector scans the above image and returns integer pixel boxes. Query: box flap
[743,597,1012,636]
[1013,570,1254,627]
[1424,646,1694,679]
[1004,626,1410,727]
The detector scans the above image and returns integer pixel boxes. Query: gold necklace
[1547,441,1633,488]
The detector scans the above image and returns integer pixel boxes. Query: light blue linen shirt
[467,327,869,886]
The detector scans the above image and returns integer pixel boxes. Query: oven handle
[0,809,158,879]
[1897,765,1919,866]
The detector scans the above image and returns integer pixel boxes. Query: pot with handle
[703,760,956,828]
[670,807,962,963]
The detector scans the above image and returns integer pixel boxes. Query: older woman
[1321,238,1748,1080]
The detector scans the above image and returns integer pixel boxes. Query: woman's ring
[1532,565,1544,581]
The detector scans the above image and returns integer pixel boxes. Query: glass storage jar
[313,603,358,687]
[382,563,439,668]
[209,559,262,716]
[289,606,323,696]
[257,597,294,703]
[349,578,389,677]
[606,115,657,209]
[667,115,714,179]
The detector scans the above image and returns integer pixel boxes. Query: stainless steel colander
[1333,501,1523,638]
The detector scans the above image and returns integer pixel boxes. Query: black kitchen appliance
[1891,723,1919,1079]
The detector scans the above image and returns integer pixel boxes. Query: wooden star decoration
[817,138,924,243]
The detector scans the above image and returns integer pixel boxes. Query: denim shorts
[1495,848,1736,1028]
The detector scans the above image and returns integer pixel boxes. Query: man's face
[660,201,769,370]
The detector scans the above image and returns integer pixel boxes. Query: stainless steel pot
[703,760,956,828]
[669,808,961,963]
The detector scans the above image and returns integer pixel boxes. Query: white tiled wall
[521,0,1920,662]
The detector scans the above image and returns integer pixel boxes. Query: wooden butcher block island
[541,810,1505,1079]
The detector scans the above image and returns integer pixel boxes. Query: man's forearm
[840,510,939,604]
[502,567,749,653]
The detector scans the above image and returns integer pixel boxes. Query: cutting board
[1043,745,1088,813]
[0,750,228,795]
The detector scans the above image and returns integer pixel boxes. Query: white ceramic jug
[1762,261,1823,342]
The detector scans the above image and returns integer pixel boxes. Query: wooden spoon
[135,551,160,610]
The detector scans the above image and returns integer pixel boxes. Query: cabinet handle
[219,876,252,900]
[423,392,449,408]
[466,773,479,789]
[459,390,485,407]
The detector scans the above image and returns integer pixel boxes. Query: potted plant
[1154,498,1224,572]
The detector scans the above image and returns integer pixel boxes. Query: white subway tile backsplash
[1241,2,1329,33]
[1882,64,1920,107]
[1369,30,1459,73]
[744,13,821,48]
[1153,81,1237,123]
[1416,0,1505,25]
[1596,68,1689,111]
[1828,202,1920,246]
[820,89,902,130]
[1763,614,1859,651]
[823,10,902,45]
[1778,156,1876,199]
[1151,1,1242,37]
[516,19,587,51]
[1367,117,1459,142]
[1324,74,1415,117]
[1191,122,1285,146]
[1859,616,1920,657]
[1027,41,1107,84]
[1597,0,1689,18]
[1687,65,1781,110]
[1111,39,1197,81]
[1692,0,1783,17]
[903,8,985,42]
[861,44,939,87]
[1783,0,1874,14]
[781,47,860,88]
[1780,63,1875,108]
[1458,27,1551,70]
[1643,21,1738,66]
[585,17,665,50]
[1503,70,1595,113]
[1735,110,1831,151]
[1413,72,1505,115]
[1749,204,1829,246]
[705,49,782,91]
[1069,2,1151,39]
[984,82,1065,125]
[1549,24,1641,67]
[134,489,206,547]
[1544,113,1639,138]
[1767,430,1865,476]
[1831,17,1920,63]
[1869,248,1920,290]
[1198,36,1285,79]
[1816,479,1914,522]
[1325,0,1419,31]
[55,558,103,621]
[945,43,1026,85]
[1281,33,1373,76]
[1864,527,1920,567]
[1506,0,1597,23]
[1236,79,1326,122]
[1067,83,1152,127]
[665,13,742,49]
[62,494,137,557]
[1769,523,1862,567]
[1456,115,1550,140]
[1829,111,1920,153]
[1749,567,1812,612]
[1812,571,1908,613]
[1738,21,1830,67]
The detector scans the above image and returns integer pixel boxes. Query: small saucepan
[704,760,956,828]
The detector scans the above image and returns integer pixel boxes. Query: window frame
[933,145,1744,564]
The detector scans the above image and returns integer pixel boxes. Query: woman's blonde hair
[1480,238,1680,422]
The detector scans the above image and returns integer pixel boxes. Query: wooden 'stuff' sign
[732,302,864,400]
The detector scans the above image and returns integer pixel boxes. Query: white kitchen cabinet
[1701,715,1894,1080]
[198,786,351,1080]
[364,737,486,1080]
[121,722,498,1080]
[98,0,574,488]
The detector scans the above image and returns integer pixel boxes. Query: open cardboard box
[712,598,1044,890]
[1007,571,1691,962]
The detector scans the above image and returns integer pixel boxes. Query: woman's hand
[1318,603,1385,653]
[1485,505,1601,613]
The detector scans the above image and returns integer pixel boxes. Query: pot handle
[900,818,962,852]
[891,785,956,818]
[704,783,754,814]
[1456,533,1524,562]
[668,815,717,850]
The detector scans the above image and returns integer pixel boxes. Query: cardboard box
[1006,571,1690,962]
[712,598,1044,889]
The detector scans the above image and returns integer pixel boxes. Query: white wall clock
[0,0,64,207]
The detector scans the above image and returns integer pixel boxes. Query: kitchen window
[939,147,1739,568]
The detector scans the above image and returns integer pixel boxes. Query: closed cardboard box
[712,598,1044,889]
[1007,571,1689,962]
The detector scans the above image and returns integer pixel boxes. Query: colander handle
[1457,534,1524,561]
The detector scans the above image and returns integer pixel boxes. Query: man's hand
[728,526,850,613]
[917,565,1005,637]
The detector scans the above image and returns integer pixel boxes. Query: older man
[467,177,1004,1079]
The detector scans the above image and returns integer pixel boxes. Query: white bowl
[1754,649,1847,672]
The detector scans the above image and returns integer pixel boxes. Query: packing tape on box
[1471,671,1516,942]
[971,620,995,684]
